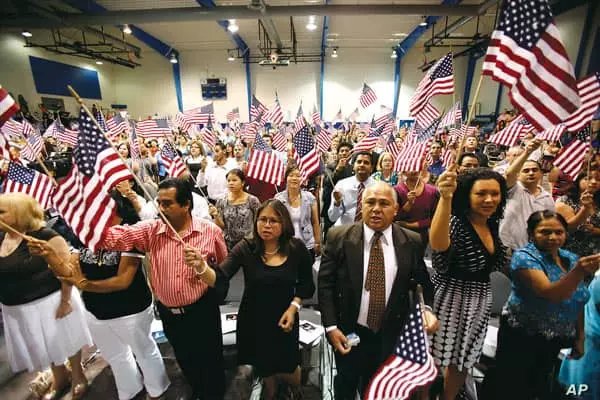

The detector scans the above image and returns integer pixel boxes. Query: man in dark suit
[319,182,438,400]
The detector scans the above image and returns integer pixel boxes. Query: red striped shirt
[100,217,227,307]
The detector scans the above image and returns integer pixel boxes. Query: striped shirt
[100,217,227,307]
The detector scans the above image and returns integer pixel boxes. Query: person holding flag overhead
[319,182,437,400]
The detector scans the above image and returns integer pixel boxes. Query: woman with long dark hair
[430,168,509,399]
[184,199,315,399]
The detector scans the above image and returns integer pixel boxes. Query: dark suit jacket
[318,222,434,355]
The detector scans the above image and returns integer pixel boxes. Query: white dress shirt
[196,159,239,201]
[328,176,376,226]
[357,224,398,328]
[139,192,213,222]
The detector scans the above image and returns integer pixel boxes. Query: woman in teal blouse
[371,152,398,186]
[482,210,600,400]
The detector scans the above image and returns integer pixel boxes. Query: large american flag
[4,162,54,209]
[293,125,320,182]
[250,95,268,122]
[266,98,284,126]
[136,118,171,139]
[415,102,440,129]
[440,101,462,128]
[409,53,454,117]
[563,73,600,133]
[161,141,187,178]
[481,0,580,132]
[360,83,378,108]
[176,104,214,131]
[365,302,438,400]
[227,107,240,122]
[553,126,591,178]
[247,132,285,185]
[0,87,19,127]
[52,108,132,251]
[488,115,535,147]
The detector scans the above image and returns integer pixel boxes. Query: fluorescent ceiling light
[122,25,132,34]
[21,31,32,38]
[306,16,317,31]
[228,20,239,33]
[96,60,103,65]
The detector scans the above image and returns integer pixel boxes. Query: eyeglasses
[257,217,281,226]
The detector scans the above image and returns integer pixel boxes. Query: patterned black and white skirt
[430,273,491,371]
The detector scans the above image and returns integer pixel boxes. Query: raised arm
[504,139,541,188]
[429,170,457,251]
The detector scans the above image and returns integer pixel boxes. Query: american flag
[315,126,333,153]
[348,107,360,122]
[0,128,11,159]
[441,148,456,168]
[129,121,141,160]
[415,102,440,129]
[409,53,454,117]
[553,126,591,178]
[272,128,288,152]
[381,120,395,137]
[247,132,285,185]
[353,124,385,153]
[536,124,566,142]
[136,118,171,139]
[250,95,268,122]
[293,125,320,182]
[4,162,54,209]
[294,105,306,133]
[176,104,214,131]
[242,120,260,143]
[0,87,19,127]
[106,113,129,136]
[201,119,217,149]
[52,108,133,251]
[488,115,535,147]
[360,83,378,108]
[312,105,322,126]
[440,101,462,128]
[95,109,108,133]
[385,133,402,160]
[54,119,79,147]
[365,302,438,400]
[1,119,23,139]
[21,130,44,162]
[334,108,343,121]
[395,120,440,172]
[266,98,284,126]
[481,0,580,132]
[161,141,187,178]
[375,112,394,129]
[563,73,600,133]
[227,107,240,122]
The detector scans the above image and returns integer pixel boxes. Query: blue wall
[29,56,102,99]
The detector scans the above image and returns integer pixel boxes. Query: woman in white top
[184,140,206,178]
[275,164,321,260]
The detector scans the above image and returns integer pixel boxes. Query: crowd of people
[0,109,599,400]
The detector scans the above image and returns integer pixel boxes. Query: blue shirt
[427,159,445,180]
[155,153,166,177]
[503,242,590,339]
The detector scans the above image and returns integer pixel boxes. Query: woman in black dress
[430,168,508,400]
[184,199,315,399]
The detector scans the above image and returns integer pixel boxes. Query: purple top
[394,182,440,241]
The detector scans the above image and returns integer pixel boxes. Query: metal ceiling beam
[59,0,183,111]
[2,4,489,28]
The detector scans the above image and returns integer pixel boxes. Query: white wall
[0,32,117,116]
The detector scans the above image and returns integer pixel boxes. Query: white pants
[86,306,170,400]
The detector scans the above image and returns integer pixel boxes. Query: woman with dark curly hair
[430,167,509,399]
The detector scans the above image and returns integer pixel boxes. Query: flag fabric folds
[272,128,288,152]
[365,302,438,400]
[488,115,535,147]
[247,133,285,186]
[0,87,19,127]
[250,95,268,122]
[360,83,378,108]
[161,141,187,178]
[53,108,132,251]
[227,107,240,122]
[21,129,44,162]
[415,102,441,129]
[176,104,214,131]
[312,105,322,126]
[315,126,333,153]
[136,118,171,139]
[409,53,454,117]
[481,0,580,131]
[440,101,462,128]
[292,125,320,182]
[563,73,600,133]
[266,98,284,126]
[553,126,591,179]
[5,162,54,209]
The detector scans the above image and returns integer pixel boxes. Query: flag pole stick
[586,121,594,178]
[416,284,431,352]
[67,85,186,245]
[454,75,485,167]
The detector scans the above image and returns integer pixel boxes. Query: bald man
[319,182,437,399]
